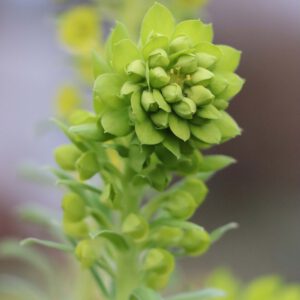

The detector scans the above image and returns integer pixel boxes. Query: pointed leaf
[215,45,241,72]
[101,107,131,136]
[135,119,165,145]
[92,50,111,79]
[199,155,236,172]
[20,238,73,252]
[190,122,221,144]
[219,72,245,100]
[163,135,181,158]
[143,35,169,59]
[174,20,213,45]
[90,230,129,251]
[112,39,141,73]
[106,21,129,62]
[141,3,175,45]
[93,73,124,112]
[197,104,221,119]
[211,222,239,243]
[213,111,241,141]
[169,114,190,141]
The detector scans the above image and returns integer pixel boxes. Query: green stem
[114,250,140,300]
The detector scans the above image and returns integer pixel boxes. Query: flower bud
[120,81,140,96]
[150,226,183,247]
[75,239,102,268]
[163,191,197,219]
[75,151,99,180]
[145,273,170,291]
[54,144,81,171]
[175,55,198,74]
[185,67,214,86]
[185,85,215,106]
[122,213,149,241]
[143,248,174,274]
[173,97,197,119]
[210,75,228,95]
[196,53,217,69]
[149,67,170,88]
[69,123,107,141]
[126,59,146,83]
[62,193,86,222]
[150,110,169,129]
[180,226,211,256]
[213,99,229,110]
[169,36,192,53]
[63,218,88,238]
[148,49,169,68]
[161,83,183,103]
[141,91,159,112]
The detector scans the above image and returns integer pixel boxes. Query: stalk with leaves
[22,3,244,300]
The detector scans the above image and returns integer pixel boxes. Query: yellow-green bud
[75,151,99,180]
[169,36,192,53]
[196,53,217,69]
[54,144,81,171]
[143,248,174,274]
[62,193,86,222]
[210,75,229,95]
[148,49,169,68]
[163,191,197,219]
[145,273,171,291]
[144,248,175,290]
[180,226,211,256]
[141,90,159,112]
[122,213,149,241]
[213,99,229,110]
[126,59,146,83]
[149,67,170,88]
[75,239,102,268]
[173,97,197,119]
[175,55,198,74]
[161,83,183,103]
[186,85,215,106]
[185,67,214,86]
[63,218,88,238]
[150,110,169,129]
[150,226,183,247]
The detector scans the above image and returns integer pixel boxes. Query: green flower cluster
[49,3,244,299]
[93,3,244,159]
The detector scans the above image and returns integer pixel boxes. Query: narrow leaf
[20,238,73,252]
[211,222,239,243]
[90,230,129,251]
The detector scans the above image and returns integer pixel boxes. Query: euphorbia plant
[22,2,244,299]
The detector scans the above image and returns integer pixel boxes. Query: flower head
[93,3,244,158]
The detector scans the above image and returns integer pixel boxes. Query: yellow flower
[58,6,100,53]
[55,85,82,119]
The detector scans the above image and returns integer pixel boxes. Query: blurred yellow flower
[55,85,82,119]
[58,6,100,53]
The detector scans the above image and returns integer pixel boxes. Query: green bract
[93,3,244,159]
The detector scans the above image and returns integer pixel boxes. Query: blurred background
[0,0,299,287]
